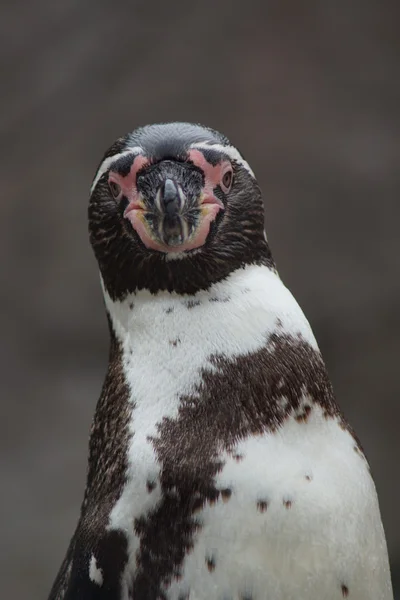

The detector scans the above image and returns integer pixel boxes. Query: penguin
[48,122,393,600]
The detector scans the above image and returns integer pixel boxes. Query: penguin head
[89,122,273,298]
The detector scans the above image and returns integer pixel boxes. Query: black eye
[108,181,121,199]
[221,169,233,192]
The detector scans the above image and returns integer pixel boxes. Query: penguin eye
[109,181,121,199]
[221,169,233,193]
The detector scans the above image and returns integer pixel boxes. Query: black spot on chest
[295,404,312,423]
[257,500,268,513]
[341,583,349,597]
[232,452,244,462]
[146,480,157,493]
[205,555,216,572]
[220,488,232,502]
[185,299,201,309]
[209,296,230,303]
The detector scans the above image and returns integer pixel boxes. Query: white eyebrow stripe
[190,142,255,178]
[90,146,144,194]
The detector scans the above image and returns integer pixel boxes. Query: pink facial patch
[108,154,150,211]
[187,149,230,208]
[108,150,227,254]
[128,205,220,253]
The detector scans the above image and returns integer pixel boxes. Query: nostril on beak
[161,178,181,216]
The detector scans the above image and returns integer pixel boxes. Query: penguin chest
[163,411,387,600]
[102,271,391,600]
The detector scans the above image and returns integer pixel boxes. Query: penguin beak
[154,178,188,247]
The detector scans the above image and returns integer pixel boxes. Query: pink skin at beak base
[124,201,223,253]
[109,150,228,254]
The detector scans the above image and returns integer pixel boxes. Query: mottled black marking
[185,299,201,309]
[233,453,244,462]
[295,404,312,423]
[341,583,349,597]
[129,302,134,310]
[169,338,181,347]
[305,474,313,482]
[50,322,354,599]
[257,500,268,513]
[283,499,293,509]
[133,498,201,599]
[206,555,216,572]
[146,480,156,493]
[131,334,347,597]
[165,306,174,314]
[209,296,230,303]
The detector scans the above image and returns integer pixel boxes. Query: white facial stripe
[90,146,144,194]
[91,141,254,195]
[190,142,255,178]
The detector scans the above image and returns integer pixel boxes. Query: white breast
[102,264,392,600]
[165,407,391,600]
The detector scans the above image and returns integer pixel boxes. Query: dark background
[1,1,399,598]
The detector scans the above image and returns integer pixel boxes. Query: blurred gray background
[1,1,399,598]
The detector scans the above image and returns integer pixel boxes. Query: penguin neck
[101,263,318,361]
[97,236,275,299]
